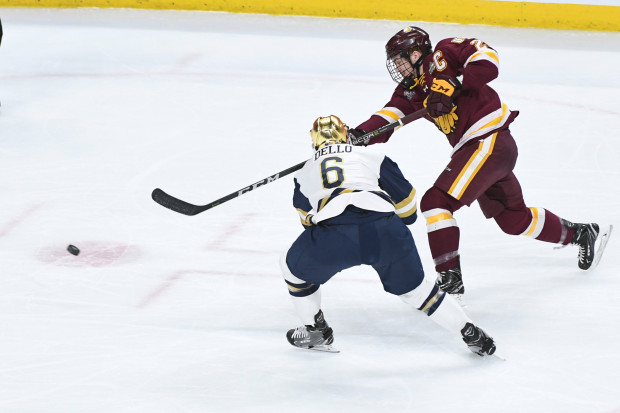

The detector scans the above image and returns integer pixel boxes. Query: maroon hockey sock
[535,210,574,245]
[428,226,460,272]
[494,206,573,245]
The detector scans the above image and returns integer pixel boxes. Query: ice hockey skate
[436,266,465,306]
[564,221,613,270]
[436,266,464,294]
[286,310,339,353]
[461,322,496,356]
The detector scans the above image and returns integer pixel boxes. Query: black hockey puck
[67,245,80,256]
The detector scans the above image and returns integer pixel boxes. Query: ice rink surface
[1,7,619,412]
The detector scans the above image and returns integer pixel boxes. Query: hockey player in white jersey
[280,115,496,356]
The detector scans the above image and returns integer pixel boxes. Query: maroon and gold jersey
[357,37,519,153]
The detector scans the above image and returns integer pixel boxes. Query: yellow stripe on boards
[4,0,619,32]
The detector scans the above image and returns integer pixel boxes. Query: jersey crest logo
[409,72,426,90]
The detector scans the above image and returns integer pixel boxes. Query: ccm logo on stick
[238,174,281,195]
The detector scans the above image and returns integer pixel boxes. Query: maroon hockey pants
[420,129,573,272]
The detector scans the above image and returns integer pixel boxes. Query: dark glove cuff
[347,128,368,146]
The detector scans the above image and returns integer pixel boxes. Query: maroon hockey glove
[347,128,368,146]
[427,75,461,118]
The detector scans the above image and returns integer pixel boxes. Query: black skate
[564,221,613,270]
[286,310,339,353]
[436,266,465,295]
[461,322,496,356]
[570,222,599,270]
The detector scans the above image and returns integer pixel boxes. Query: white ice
[0,7,619,413]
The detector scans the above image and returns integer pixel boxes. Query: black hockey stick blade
[152,188,208,216]
[151,160,307,215]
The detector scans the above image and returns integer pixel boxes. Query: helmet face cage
[309,115,349,151]
[385,26,432,86]
[386,51,413,85]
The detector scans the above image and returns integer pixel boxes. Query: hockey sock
[495,206,573,245]
[421,188,464,272]
[280,252,322,325]
[520,207,573,244]
[400,277,471,334]
[290,289,322,326]
[422,208,461,272]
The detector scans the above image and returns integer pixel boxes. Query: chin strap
[400,52,428,90]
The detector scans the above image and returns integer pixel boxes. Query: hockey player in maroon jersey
[348,26,612,298]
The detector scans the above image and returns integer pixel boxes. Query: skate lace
[579,226,596,263]
[291,326,309,339]
[578,246,586,263]
[570,224,596,265]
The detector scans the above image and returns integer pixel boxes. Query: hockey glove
[427,75,461,118]
[434,105,459,134]
[347,128,368,146]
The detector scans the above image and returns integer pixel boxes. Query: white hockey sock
[428,293,472,333]
[291,289,322,326]
[399,276,471,334]
[281,251,322,326]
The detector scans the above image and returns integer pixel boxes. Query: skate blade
[591,224,613,270]
[290,341,340,353]
[491,351,507,361]
[307,344,340,353]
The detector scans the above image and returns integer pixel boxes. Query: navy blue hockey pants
[285,210,425,296]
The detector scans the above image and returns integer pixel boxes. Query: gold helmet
[309,115,349,151]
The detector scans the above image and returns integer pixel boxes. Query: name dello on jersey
[314,144,353,160]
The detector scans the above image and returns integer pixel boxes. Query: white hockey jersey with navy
[292,144,417,227]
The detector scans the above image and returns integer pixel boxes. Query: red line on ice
[136,269,274,309]
[0,204,42,238]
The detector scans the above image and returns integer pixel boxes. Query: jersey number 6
[321,156,345,189]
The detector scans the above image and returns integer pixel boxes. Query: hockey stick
[152,108,428,216]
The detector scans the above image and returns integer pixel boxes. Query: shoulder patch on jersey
[404,90,416,100]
